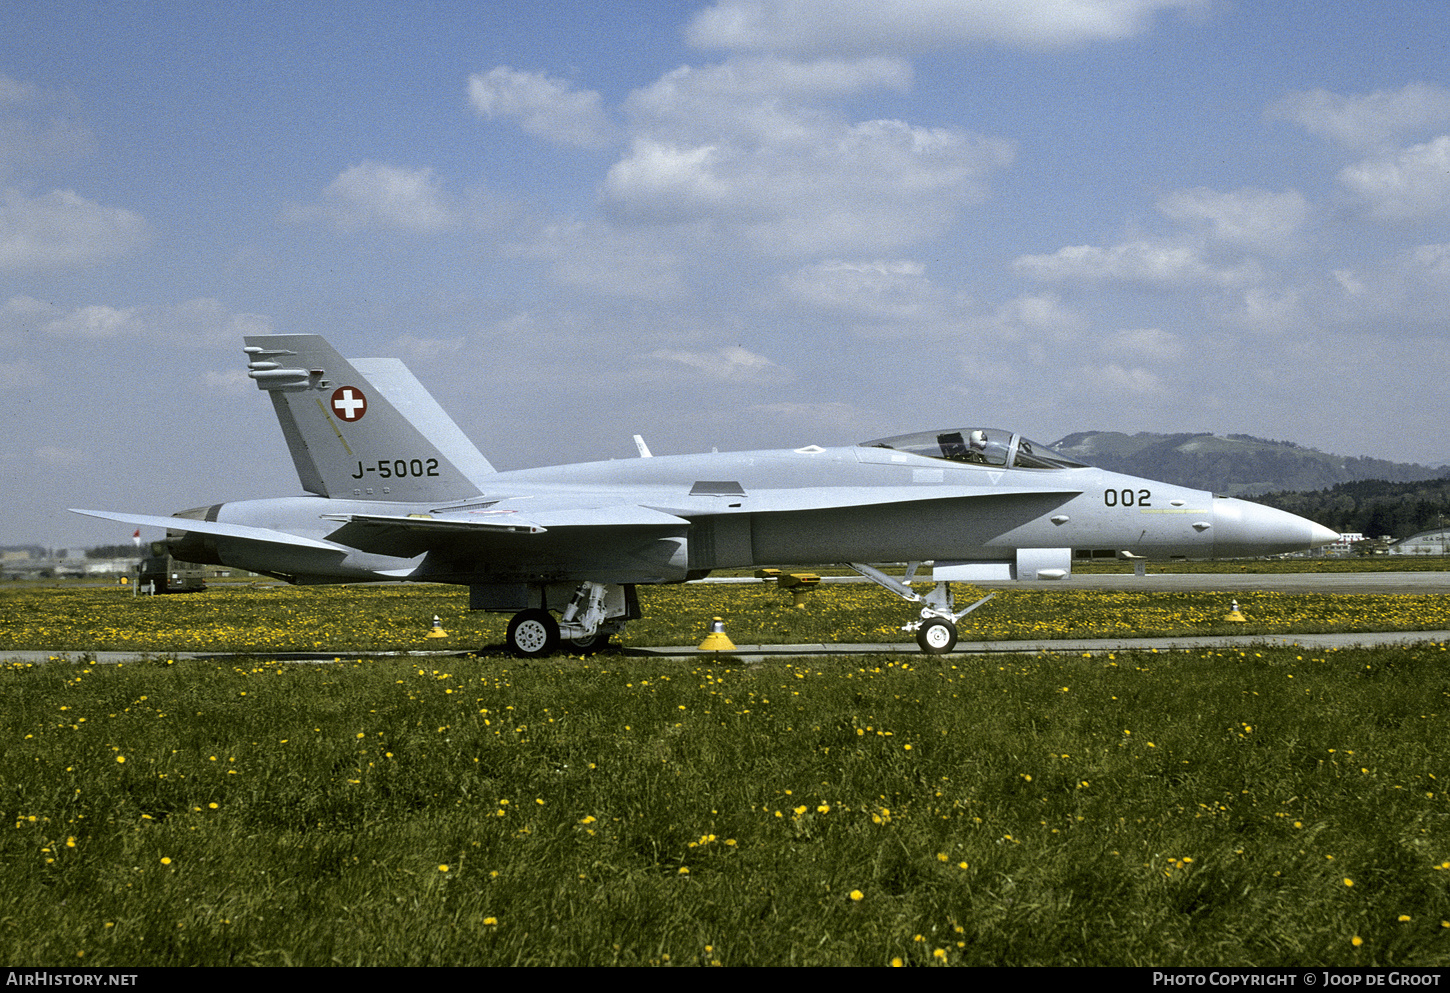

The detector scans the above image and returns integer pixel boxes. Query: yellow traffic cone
[425,614,449,639]
[697,616,736,651]
[1223,600,1248,623]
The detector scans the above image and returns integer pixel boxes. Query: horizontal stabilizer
[69,509,341,551]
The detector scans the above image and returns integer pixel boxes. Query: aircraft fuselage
[170,444,1327,586]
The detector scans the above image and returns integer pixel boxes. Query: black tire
[916,618,957,654]
[507,609,560,657]
[566,631,612,653]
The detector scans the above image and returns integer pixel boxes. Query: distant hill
[1051,431,1449,496]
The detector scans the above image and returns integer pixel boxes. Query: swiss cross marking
[330,386,367,422]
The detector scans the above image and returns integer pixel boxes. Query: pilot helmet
[969,430,987,449]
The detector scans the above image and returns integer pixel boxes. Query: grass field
[3,579,1450,966]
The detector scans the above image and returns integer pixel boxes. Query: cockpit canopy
[859,429,1088,470]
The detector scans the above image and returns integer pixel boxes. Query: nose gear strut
[848,562,996,655]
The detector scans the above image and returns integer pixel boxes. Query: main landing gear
[848,562,996,655]
[504,581,630,657]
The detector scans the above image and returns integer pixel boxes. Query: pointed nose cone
[1212,498,1339,558]
[1309,521,1340,549]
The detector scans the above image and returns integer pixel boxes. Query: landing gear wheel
[507,609,560,657]
[916,618,958,655]
[566,631,611,653]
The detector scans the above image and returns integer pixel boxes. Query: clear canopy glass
[859,429,1087,470]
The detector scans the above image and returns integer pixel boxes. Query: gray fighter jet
[74,334,1338,655]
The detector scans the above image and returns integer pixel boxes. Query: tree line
[1258,478,1450,540]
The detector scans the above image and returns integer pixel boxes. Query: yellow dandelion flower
[439,864,449,872]
[1344,877,1354,887]
[160,857,171,865]
[483,917,497,926]
[849,889,863,902]
[1352,936,1363,947]
[890,958,903,968]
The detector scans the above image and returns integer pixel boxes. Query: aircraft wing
[69,509,344,551]
[320,505,691,557]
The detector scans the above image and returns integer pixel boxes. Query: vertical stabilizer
[243,334,485,501]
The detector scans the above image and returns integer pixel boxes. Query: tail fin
[244,334,492,501]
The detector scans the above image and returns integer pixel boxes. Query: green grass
[4,642,1450,966]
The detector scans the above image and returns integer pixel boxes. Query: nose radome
[1309,522,1340,548]
[1212,498,1337,558]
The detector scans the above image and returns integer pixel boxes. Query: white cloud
[392,334,465,361]
[1229,287,1307,335]
[687,0,1205,54]
[1105,327,1183,362]
[42,303,143,338]
[783,259,934,321]
[287,162,515,234]
[314,162,459,232]
[3,295,272,344]
[994,293,1084,334]
[468,67,615,150]
[645,345,792,385]
[599,55,1013,255]
[1156,187,1309,253]
[0,75,38,105]
[1080,362,1165,395]
[514,220,689,300]
[1013,238,1261,290]
[1339,136,1450,222]
[35,445,84,466]
[201,368,253,396]
[0,358,43,390]
[627,57,911,126]
[0,118,95,175]
[1407,243,1450,284]
[0,187,149,270]
[163,298,274,346]
[1269,83,1450,150]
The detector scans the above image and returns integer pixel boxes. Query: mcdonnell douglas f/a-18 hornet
[75,335,1338,655]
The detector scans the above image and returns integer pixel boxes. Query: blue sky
[4,1,1449,548]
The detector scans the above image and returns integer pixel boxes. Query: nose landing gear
[848,562,996,655]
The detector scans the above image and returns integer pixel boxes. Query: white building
[1390,528,1450,556]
